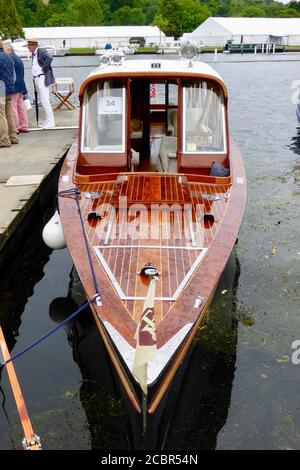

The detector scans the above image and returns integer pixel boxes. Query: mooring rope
[0,295,98,368]
[58,187,101,303]
[0,186,103,368]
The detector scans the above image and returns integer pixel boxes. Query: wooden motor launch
[52,43,247,434]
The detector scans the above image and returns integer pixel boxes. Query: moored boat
[12,38,68,57]
[224,40,284,53]
[54,44,247,436]
[157,41,181,54]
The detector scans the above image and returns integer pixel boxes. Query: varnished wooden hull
[58,139,246,414]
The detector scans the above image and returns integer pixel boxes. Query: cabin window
[82,79,125,153]
[150,82,178,106]
[182,80,226,154]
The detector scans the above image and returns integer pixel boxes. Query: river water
[0,52,300,450]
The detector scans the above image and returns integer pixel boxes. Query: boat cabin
[75,58,230,184]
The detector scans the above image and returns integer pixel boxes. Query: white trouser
[34,75,55,126]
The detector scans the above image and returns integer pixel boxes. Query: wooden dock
[0,108,78,253]
[0,107,78,449]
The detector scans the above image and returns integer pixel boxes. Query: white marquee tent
[182,17,300,46]
[23,25,165,48]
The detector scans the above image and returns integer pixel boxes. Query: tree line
[2,0,300,41]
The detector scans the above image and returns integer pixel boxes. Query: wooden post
[0,326,41,450]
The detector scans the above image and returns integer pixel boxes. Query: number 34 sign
[99,96,122,114]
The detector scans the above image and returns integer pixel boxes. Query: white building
[23,25,166,48]
[182,17,300,46]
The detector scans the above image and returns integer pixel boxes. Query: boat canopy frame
[76,70,230,178]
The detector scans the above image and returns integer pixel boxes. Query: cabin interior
[76,76,230,180]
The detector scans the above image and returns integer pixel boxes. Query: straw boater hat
[27,38,39,45]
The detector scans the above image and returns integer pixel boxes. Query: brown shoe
[10,138,19,144]
[0,143,11,148]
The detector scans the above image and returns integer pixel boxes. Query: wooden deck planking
[80,175,231,323]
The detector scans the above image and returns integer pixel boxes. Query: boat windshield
[82,79,125,153]
[182,80,226,154]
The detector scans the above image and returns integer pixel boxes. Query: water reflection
[163,252,240,450]
[0,220,51,388]
[48,252,240,450]
[0,232,51,353]
[49,267,130,449]
[0,199,241,450]
[289,131,300,156]
[288,132,300,190]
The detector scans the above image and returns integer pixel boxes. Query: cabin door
[130,78,151,171]
[129,79,179,173]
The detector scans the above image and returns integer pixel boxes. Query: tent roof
[192,17,300,37]
[23,26,164,39]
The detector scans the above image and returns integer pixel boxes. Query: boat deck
[78,174,231,323]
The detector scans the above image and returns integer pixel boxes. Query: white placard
[99,96,122,115]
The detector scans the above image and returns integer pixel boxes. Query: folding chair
[51,77,76,110]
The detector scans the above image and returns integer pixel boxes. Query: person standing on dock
[0,41,19,148]
[3,43,29,134]
[27,38,56,129]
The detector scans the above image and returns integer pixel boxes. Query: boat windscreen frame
[81,78,127,155]
[76,70,229,177]
[181,78,227,156]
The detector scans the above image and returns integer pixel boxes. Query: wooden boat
[56,46,247,428]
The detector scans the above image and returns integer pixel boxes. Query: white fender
[42,210,66,249]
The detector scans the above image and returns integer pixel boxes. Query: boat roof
[80,59,227,96]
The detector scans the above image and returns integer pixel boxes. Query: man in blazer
[27,38,55,129]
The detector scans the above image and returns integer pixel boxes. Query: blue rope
[58,187,101,300]
[74,189,101,298]
[0,188,103,368]
[0,295,98,368]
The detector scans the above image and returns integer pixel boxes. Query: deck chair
[52,77,76,110]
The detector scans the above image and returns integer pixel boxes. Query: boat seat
[159,136,177,172]
[167,109,178,136]
[131,148,139,171]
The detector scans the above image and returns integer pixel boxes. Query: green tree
[15,0,53,27]
[112,5,145,25]
[141,0,160,24]
[67,0,105,26]
[288,1,300,13]
[0,0,24,38]
[151,12,170,34]
[278,7,300,17]
[153,0,211,37]
[110,0,138,13]
[130,8,146,25]
[179,0,211,34]
[242,5,266,16]
[45,12,76,26]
